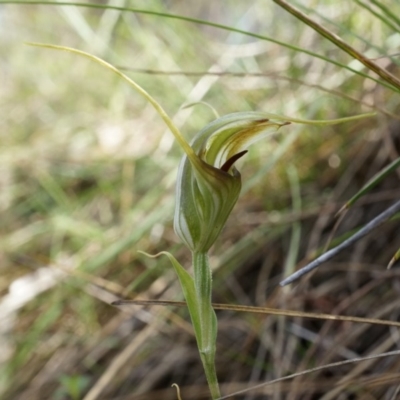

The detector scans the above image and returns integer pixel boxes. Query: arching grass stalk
[28,43,375,399]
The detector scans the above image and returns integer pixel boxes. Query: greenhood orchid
[174,112,289,253]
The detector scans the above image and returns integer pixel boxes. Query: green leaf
[338,156,400,215]
[138,251,202,342]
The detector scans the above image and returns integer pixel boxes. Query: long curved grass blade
[280,199,400,286]
[112,299,400,328]
[369,0,400,29]
[292,0,400,65]
[2,0,398,92]
[354,0,399,32]
[283,165,301,281]
[273,0,400,92]
[217,350,400,399]
[337,156,400,216]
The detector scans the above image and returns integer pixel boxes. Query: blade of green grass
[292,0,400,65]
[337,155,400,215]
[1,0,399,92]
[273,0,400,92]
[283,164,301,280]
[354,0,400,33]
[369,0,400,28]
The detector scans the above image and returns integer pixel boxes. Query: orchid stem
[192,252,221,399]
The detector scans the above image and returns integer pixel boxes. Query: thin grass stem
[280,199,400,286]
[273,0,400,92]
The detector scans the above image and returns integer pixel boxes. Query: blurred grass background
[1,1,400,399]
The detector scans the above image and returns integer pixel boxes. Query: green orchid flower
[174,112,289,253]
